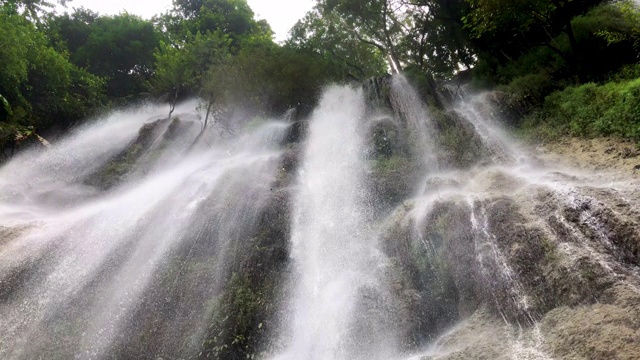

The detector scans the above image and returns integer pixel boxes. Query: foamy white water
[271,86,397,360]
[0,102,286,359]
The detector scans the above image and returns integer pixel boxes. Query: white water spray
[0,103,286,359]
[272,86,396,360]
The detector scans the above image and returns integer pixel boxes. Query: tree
[401,0,476,76]
[463,0,608,63]
[48,11,162,100]
[150,41,196,118]
[157,0,271,50]
[287,6,387,80]
[595,0,640,55]
[320,0,410,72]
[2,0,66,22]
[149,31,231,119]
[45,7,99,54]
[0,9,105,150]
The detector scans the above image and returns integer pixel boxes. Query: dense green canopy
[1,0,639,154]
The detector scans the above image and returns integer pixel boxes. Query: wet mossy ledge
[85,117,196,190]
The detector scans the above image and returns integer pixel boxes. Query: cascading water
[0,102,287,359]
[271,86,398,360]
[453,94,526,164]
[383,80,640,359]
[1,76,640,360]
[388,75,439,172]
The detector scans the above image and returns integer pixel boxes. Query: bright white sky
[57,0,315,42]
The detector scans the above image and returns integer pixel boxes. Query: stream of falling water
[271,86,397,360]
[0,102,287,359]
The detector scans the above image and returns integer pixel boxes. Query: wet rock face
[363,75,394,111]
[5,78,640,360]
[542,284,640,360]
[84,119,167,189]
[198,188,292,360]
[588,204,640,267]
[419,308,513,360]
[283,120,308,145]
[482,91,531,128]
[481,198,552,319]
[378,167,640,357]
[83,118,197,190]
[432,109,490,169]
[380,202,481,345]
[368,118,403,159]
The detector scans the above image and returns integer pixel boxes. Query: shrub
[534,77,640,141]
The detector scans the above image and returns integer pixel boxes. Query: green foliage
[593,1,640,54]
[405,0,476,76]
[0,10,37,111]
[3,0,64,22]
[287,7,387,80]
[0,9,106,150]
[611,63,640,81]
[158,0,271,50]
[201,272,269,360]
[499,72,556,106]
[203,39,351,116]
[48,11,162,100]
[468,1,640,104]
[464,0,553,38]
[523,77,640,142]
[290,0,477,77]
[319,0,411,71]
[150,31,231,117]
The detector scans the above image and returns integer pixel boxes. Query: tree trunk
[387,44,403,73]
[203,93,214,130]
[169,84,180,119]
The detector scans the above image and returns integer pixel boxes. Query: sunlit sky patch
[57,0,315,42]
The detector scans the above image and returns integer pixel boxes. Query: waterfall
[389,82,640,359]
[1,77,640,360]
[0,102,287,359]
[388,75,439,172]
[271,86,396,360]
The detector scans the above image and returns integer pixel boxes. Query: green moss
[199,192,290,360]
[541,237,559,265]
[370,155,416,206]
[87,144,144,189]
[201,272,270,360]
[431,109,488,168]
[85,119,167,189]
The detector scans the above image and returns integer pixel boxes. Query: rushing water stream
[1,77,639,359]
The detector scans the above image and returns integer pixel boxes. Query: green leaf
[0,94,12,116]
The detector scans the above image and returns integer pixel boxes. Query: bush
[499,72,555,106]
[534,77,640,141]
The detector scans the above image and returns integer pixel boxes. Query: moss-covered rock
[85,119,168,189]
[369,155,418,209]
[431,109,491,169]
[198,188,291,360]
